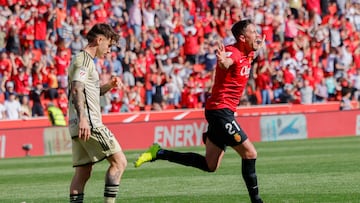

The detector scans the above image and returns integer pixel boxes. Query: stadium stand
[0,0,359,120]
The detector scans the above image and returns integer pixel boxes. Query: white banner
[260,114,307,141]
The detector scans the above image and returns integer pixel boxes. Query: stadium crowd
[0,0,360,120]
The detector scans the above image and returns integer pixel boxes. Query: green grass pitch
[1,136,360,203]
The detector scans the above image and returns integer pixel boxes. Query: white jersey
[68,51,103,137]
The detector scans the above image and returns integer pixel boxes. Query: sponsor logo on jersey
[79,67,87,80]
[240,65,251,76]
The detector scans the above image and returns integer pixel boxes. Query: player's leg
[91,127,127,203]
[204,136,225,172]
[104,151,127,203]
[69,137,93,203]
[232,140,263,203]
[135,141,223,172]
[135,109,225,171]
[69,164,93,203]
[157,135,224,172]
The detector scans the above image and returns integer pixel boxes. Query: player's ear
[95,36,102,45]
[239,34,246,43]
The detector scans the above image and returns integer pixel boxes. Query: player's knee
[207,167,217,173]
[75,165,92,182]
[115,157,127,172]
[207,163,218,172]
[110,152,127,171]
[121,157,128,170]
[245,149,257,159]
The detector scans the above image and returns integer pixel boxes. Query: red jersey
[34,16,47,41]
[0,58,12,76]
[12,73,30,95]
[206,44,255,112]
[54,55,69,75]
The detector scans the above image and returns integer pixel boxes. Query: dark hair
[231,19,253,41]
[86,23,120,45]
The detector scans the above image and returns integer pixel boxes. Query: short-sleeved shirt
[205,43,255,112]
[68,51,103,137]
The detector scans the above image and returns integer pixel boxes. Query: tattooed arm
[100,83,113,96]
[70,81,91,141]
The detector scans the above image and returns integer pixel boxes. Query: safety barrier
[0,102,358,158]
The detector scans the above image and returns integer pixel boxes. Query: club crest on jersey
[240,66,251,76]
[234,133,241,142]
[79,67,87,80]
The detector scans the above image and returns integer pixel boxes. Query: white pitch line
[173,111,191,120]
[123,114,140,123]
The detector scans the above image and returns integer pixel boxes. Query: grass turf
[0,136,359,203]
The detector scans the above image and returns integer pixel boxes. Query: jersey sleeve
[225,46,240,67]
[70,55,89,83]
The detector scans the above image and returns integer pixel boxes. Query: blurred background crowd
[0,0,359,120]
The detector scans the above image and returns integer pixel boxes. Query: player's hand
[216,42,232,69]
[216,42,227,63]
[78,119,91,141]
[110,76,124,89]
[256,35,266,49]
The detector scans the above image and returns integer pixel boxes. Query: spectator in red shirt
[151,30,165,53]
[183,27,200,64]
[255,63,272,104]
[261,13,274,45]
[180,83,191,108]
[94,3,108,23]
[54,49,70,89]
[133,51,147,83]
[110,93,122,113]
[184,0,196,19]
[57,90,68,116]
[183,87,199,108]
[306,0,322,15]
[282,65,295,85]
[69,2,83,23]
[19,19,35,51]
[0,52,12,78]
[11,66,30,99]
[34,6,53,53]
[172,15,185,46]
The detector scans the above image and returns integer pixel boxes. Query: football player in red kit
[135,19,264,203]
